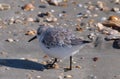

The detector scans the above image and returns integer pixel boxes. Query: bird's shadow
[0,59,46,71]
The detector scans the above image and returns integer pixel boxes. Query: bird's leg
[46,58,57,69]
[69,56,72,70]
[51,58,57,66]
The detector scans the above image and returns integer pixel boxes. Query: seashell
[23,3,35,11]
[25,30,36,35]
[108,15,119,21]
[0,3,11,11]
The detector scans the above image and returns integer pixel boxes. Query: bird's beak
[28,36,37,42]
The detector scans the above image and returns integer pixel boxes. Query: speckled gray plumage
[38,26,85,48]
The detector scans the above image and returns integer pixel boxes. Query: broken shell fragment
[64,75,72,78]
[96,23,105,31]
[47,0,63,6]
[108,16,119,21]
[23,3,35,11]
[0,3,11,11]
[25,17,34,22]
[25,30,36,35]
[6,38,14,42]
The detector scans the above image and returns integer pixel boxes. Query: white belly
[39,41,85,59]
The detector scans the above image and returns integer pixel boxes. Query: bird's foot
[64,67,72,72]
[45,64,54,69]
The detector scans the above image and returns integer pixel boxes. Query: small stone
[97,1,104,9]
[113,0,120,4]
[14,19,23,24]
[76,26,83,32]
[93,57,99,62]
[58,76,63,79]
[88,33,96,40]
[46,17,57,22]
[43,55,49,58]
[51,9,55,12]
[77,4,83,7]
[0,3,11,11]
[5,67,10,70]
[96,23,105,31]
[0,51,8,56]
[88,75,97,79]
[112,7,120,12]
[75,65,82,69]
[64,75,72,78]
[8,17,15,25]
[47,0,63,6]
[6,38,14,42]
[36,76,41,79]
[26,73,32,79]
[25,30,36,36]
[101,17,107,21]
[25,17,34,22]
[23,3,35,11]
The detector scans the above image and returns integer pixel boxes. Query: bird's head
[28,25,48,42]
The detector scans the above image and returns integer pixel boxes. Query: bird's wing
[71,38,91,45]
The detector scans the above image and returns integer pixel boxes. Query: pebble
[97,1,104,9]
[25,17,34,22]
[0,51,8,56]
[0,3,11,11]
[47,0,63,6]
[25,30,36,36]
[112,7,120,12]
[101,17,107,21]
[75,65,82,69]
[88,33,96,40]
[77,4,83,7]
[26,73,32,79]
[46,17,57,22]
[92,57,99,62]
[96,23,105,31]
[64,75,72,78]
[58,76,63,79]
[4,67,10,70]
[88,75,97,79]
[6,38,14,42]
[36,76,41,79]
[114,0,120,4]
[51,9,55,12]
[76,24,83,32]
[8,17,15,25]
